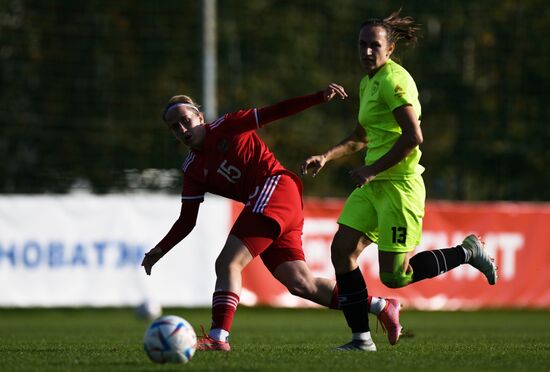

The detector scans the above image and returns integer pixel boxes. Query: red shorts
[230,173,305,273]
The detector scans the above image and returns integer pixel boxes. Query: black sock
[335,267,370,333]
[410,246,466,283]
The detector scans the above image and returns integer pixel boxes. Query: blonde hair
[162,95,201,121]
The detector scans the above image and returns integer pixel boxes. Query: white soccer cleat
[335,339,377,352]
[462,234,497,285]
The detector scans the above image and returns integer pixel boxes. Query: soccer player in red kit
[141,84,402,351]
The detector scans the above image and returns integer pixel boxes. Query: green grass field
[1,307,549,371]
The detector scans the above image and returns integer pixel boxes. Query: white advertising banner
[0,194,230,307]
[4,195,546,309]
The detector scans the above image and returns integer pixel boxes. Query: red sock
[330,285,340,309]
[211,291,240,331]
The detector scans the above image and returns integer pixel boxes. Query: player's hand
[349,165,377,187]
[323,83,348,102]
[300,154,327,177]
[141,246,164,275]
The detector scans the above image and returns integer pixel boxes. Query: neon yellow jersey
[358,59,424,180]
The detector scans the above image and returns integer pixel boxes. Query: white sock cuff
[209,328,230,342]
[369,297,386,315]
[463,247,471,262]
[352,331,372,341]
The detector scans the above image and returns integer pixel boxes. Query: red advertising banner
[239,200,550,309]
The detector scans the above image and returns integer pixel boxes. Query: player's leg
[377,177,496,287]
[331,224,376,351]
[271,259,397,320]
[214,235,253,293]
[379,237,497,287]
[197,234,253,351]
[376,176,423,289]
[272,260,336,306]
[198,210,277,351]
[328,185,380,351]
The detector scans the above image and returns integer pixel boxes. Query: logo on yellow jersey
[394,84,405,98]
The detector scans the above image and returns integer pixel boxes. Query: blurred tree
[0,0,547,200]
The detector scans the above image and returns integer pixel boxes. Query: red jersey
[155,91,326,254]
[181,109,287,204]
[180,91,325,204]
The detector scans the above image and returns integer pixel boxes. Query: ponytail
[360,9,420,47]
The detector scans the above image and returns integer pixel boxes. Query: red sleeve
[155,201,200,254]
[181,156,205,202]
[257,91,325,127]
[213,110,259,134]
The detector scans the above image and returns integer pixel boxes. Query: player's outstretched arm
[258,83,347,126]
[141,202,200,275]
[301,124,367,177]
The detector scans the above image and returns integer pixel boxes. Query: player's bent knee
[380,271,413,288]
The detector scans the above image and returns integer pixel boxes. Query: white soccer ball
[135,300,162,320]
[143,315,197,364]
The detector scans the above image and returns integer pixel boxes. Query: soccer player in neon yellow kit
[142,84,403,351]
[301,10,497,351]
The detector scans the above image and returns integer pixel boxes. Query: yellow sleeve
[380,72,416,112]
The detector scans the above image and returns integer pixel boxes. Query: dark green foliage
[0,0,548,199]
